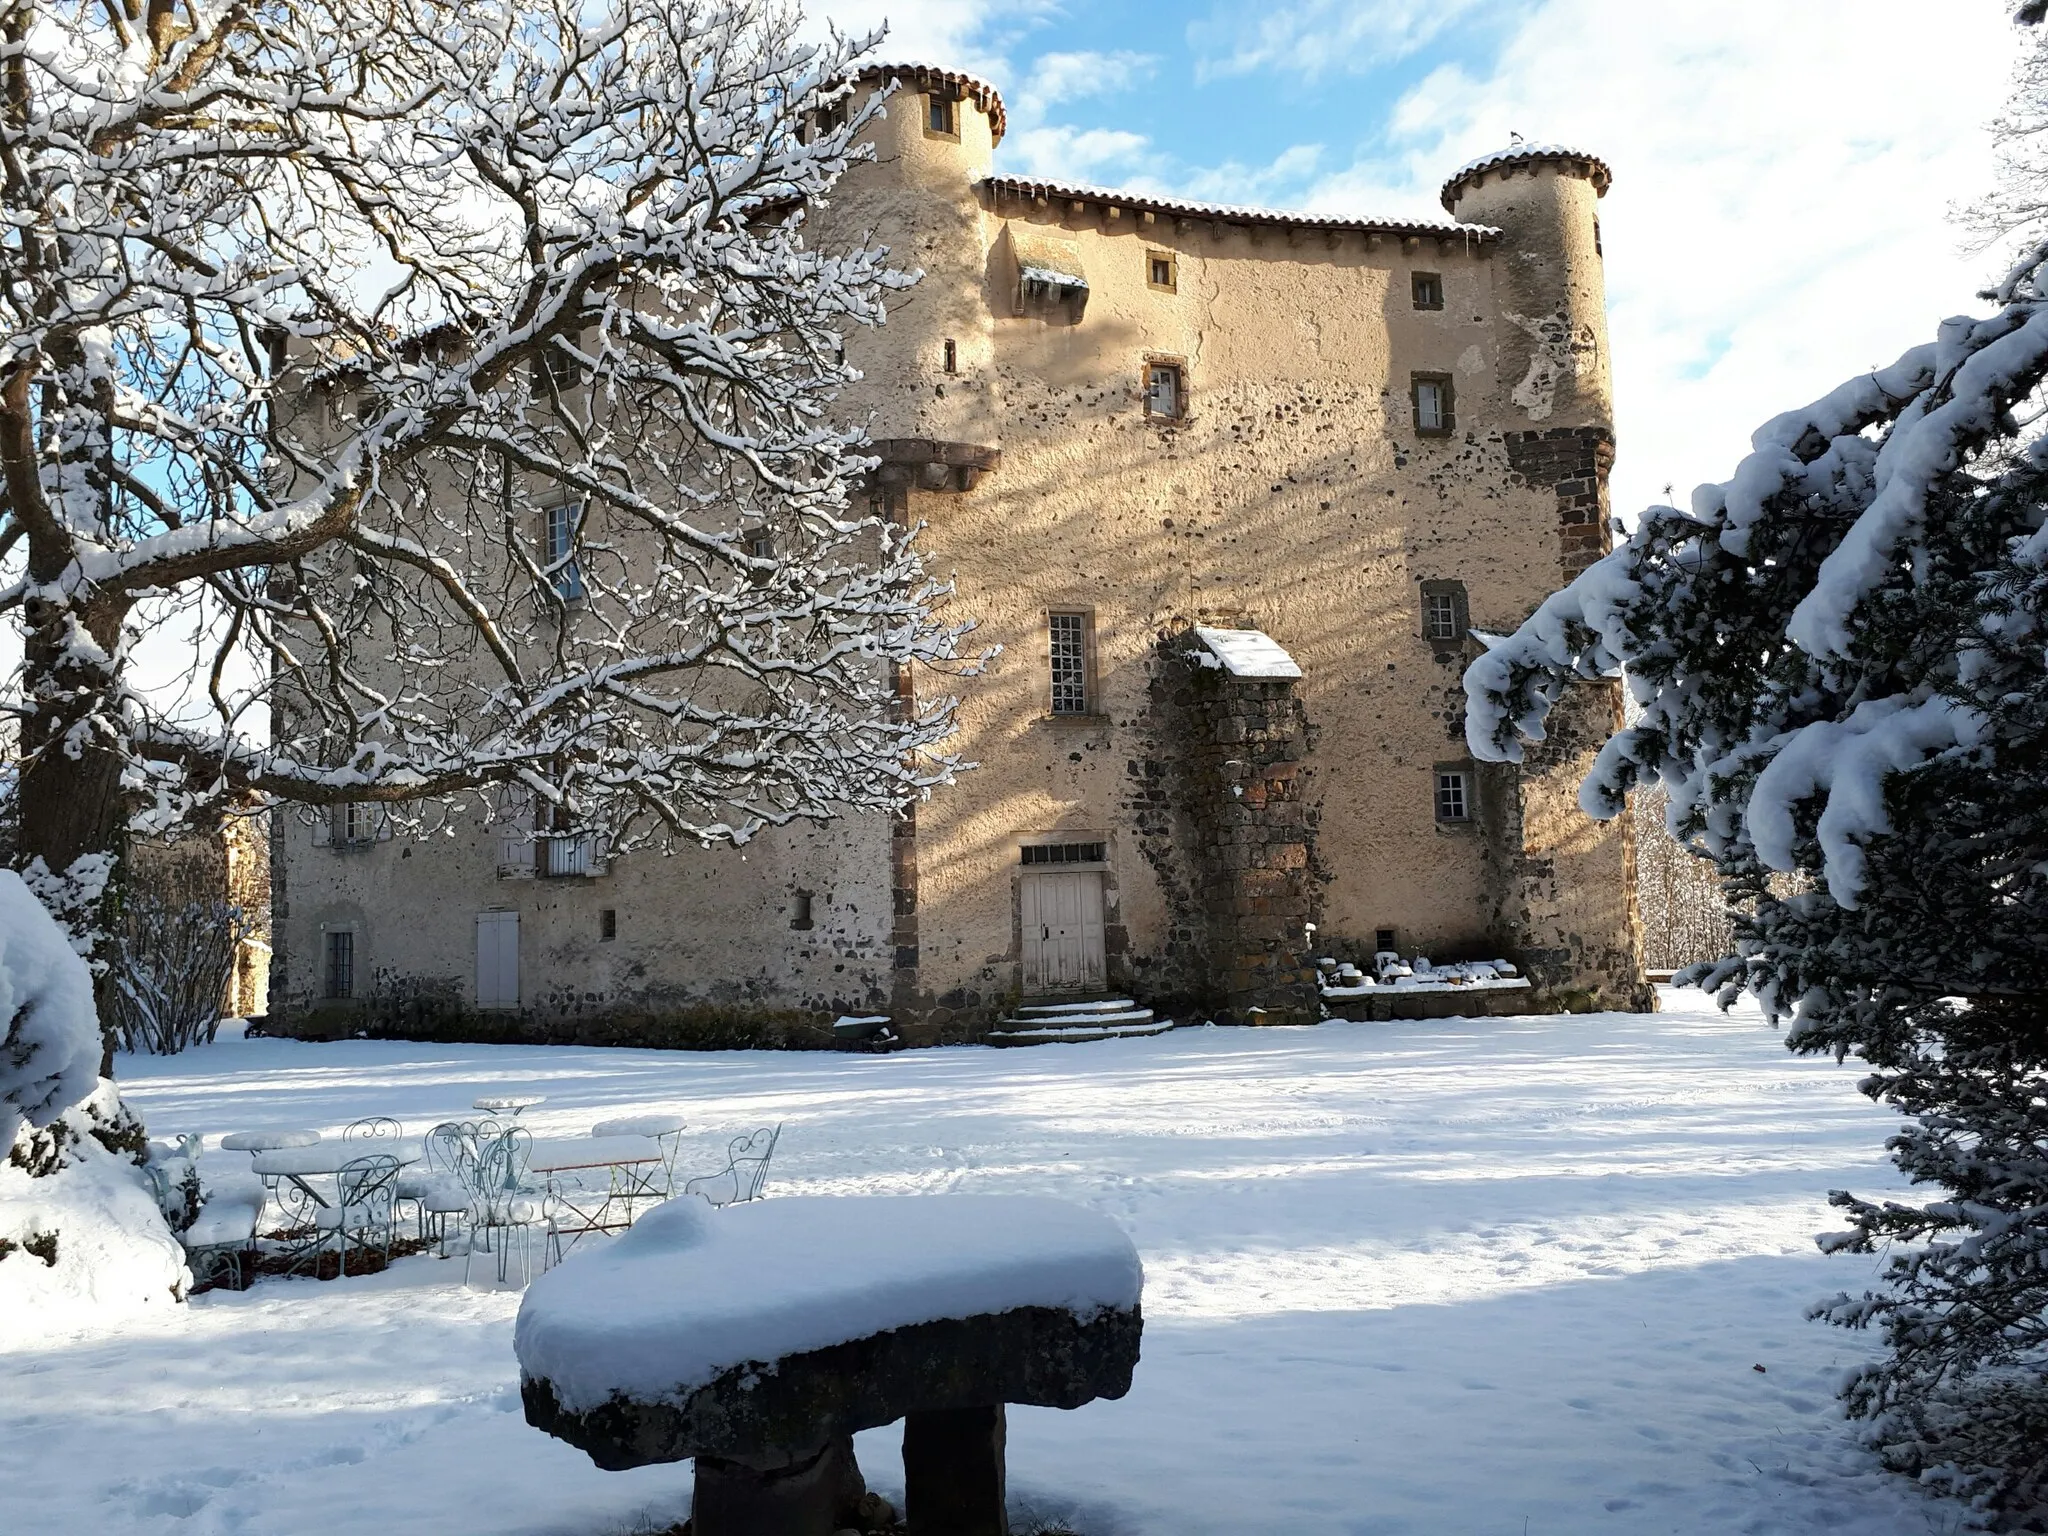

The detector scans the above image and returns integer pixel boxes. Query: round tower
[1440,146,1613,433]
[820,64,1004,466]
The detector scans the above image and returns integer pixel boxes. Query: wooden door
[476,910,520,1008]
[1021,872,1106,993]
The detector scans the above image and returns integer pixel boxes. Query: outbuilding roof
[1193,627,1302,680]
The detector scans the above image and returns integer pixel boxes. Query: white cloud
[1189,0,1488,83]
[1277,0,2027,519]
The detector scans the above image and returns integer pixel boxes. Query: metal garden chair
[464,1126,550,1286]
[310,1153,400,1277]
[682,1124,782,1209]
[397,1120,478,1254]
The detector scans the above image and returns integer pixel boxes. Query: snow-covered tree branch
[0,0,974,956]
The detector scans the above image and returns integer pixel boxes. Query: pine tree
[1464,119,2048,1527]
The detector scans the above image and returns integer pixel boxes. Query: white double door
[1021,871,1106,994]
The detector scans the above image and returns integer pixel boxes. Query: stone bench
[515,1194,1143,1536]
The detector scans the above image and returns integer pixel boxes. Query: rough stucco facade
[270,66,1649,1048]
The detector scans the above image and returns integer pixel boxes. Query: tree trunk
[15,564,134,1074]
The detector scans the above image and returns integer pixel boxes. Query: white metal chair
[464,1127,550,1286]
[311,1153,400,1277]
[682,1125,782,1209]
[181,1173,266,1289]
[397,1121,477,1254]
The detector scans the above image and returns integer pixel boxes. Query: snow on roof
[987,176,1500,244]
[855,61,1007,142]
[1193,626,1302,679]
[1439,144,1613,211]
[514,1194,1142,1412]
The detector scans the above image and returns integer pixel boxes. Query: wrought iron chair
[343,1115,403,1144]
[682,1125,782,1209]
[309,1153,400,1277]
[179,1173,266,1290]
[464,1126,550,1287]
[397,1120,478,1254]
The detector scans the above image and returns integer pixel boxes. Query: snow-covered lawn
[0,989,1955,1535]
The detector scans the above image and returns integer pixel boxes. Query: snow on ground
[0,990,1958,1535]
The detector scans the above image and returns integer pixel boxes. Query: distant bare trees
[1632,785,1732,972]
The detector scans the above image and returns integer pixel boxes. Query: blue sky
[814,0,2030,519]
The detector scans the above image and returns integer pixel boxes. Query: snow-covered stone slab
[516,1194,1143,1536]
[1192,625,1302,679]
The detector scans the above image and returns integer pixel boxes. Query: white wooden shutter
[495,787,535,878]
[476,911,519,1008]
[312,808,332,847]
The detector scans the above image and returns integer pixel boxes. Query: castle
[270,64,1649,1047]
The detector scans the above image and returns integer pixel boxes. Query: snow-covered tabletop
[527,1135,664,1173]
[589,1114,686,1139]
[474,1095,545,1114]
[515,1193,1143,1414]
[250,1138,424,1176]
[219,1129,320,1152]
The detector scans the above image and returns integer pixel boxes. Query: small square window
[1424,592,1458,641]
[943,338,957,374]
[324,930,355,1000]
[790,890,814,931]
[1375,928,1398,954]
[1049,612,1090,715]
[1144,362,1183,420]
[748,527,774,560]
[926,94,957,136]
[1147,251,1177,292]
[600,908,617,941]
[1435,769,1471,823]
[1412,272,1444,310]
[544,500,586,601]
[1412,374,1454,436]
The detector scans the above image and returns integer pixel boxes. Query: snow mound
[515,1194,1143,1413]
[0,1081,188,1346]
[0,867,102,1149]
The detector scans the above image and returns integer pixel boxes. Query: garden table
[474,1095,546,1116]
[527,1134,666,1256]
[251,1138,424,1209]
[219,1129,320,1152]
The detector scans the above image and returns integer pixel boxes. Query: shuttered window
[476,910,520,1008]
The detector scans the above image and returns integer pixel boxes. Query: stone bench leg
[903,1404,1007,1536]
[692,1432,865,1536]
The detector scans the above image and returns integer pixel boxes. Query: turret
[818,65,1005,487]
[1441,146,1613,433]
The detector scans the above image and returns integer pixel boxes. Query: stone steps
[988,998,1176,1046]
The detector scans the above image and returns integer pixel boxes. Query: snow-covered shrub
[1463,227,2048,1519]
[1,1081,188,1343]
[0,868,102,1151]
[108,896,251,1055]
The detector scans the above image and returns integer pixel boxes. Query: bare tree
[106,894,250,1054]
[0,0,971,967]
[1631,784,1732,972]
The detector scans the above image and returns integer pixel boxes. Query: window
[1048,612,1090,715]
[1147,251,1177,292]
[748,527,774,560]
[1021,842,1106,866]
[1435,768,1472,823]
[324,930,355,1000]
[943,338,957,374]
[326,800,381,847]
[1144,362,1183,420]
[1412,373,1454,436]
[600,908,617,941]
[544,500,585,601]
[1420,580,1468,645]
[1412,271,1444,310]
[1375,928,1398,954]
[926,93,957,136]
[813,98,847,135]
[790,890,814,931]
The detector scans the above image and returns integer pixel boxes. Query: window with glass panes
[1144,363,1182,419]
[1049,613,1089,714]
[1424,591,1459,640]
[1435,769,1470,822]
[545,501,585,600]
